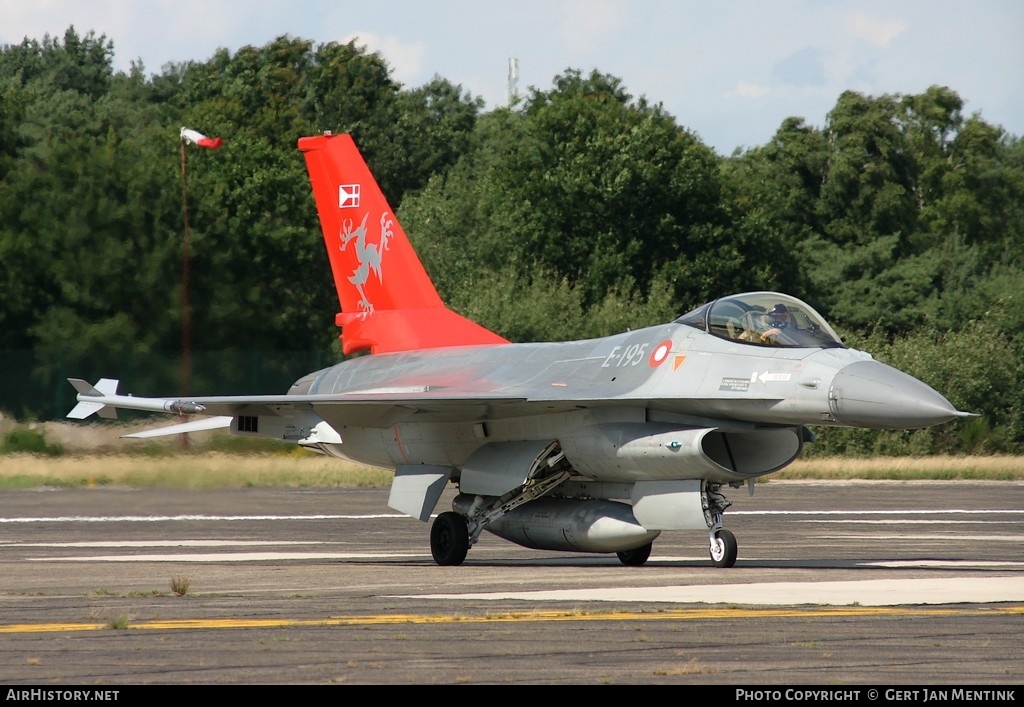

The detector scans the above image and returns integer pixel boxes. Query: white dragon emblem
[339,211,394,319]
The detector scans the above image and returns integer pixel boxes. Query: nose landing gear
[704,482,738,567]
[709,528,737,568]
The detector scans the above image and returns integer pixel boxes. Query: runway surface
[0,479,1021,685]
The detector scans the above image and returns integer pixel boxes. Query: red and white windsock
[180,126,223,149]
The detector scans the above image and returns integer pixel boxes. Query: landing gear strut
[703,481,738,567]
[431,446,574,567]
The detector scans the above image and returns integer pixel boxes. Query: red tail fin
[298,133,508,355]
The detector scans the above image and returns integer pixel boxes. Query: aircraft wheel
[430,511,469,566]
[616,542,653,567]
[710,528,738,568]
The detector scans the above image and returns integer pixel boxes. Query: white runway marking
[805,519,1021,524]
[816,534,1023,541]
[2,509,1020,524]
[868,560,1024,568]
[6,519,1022,605]
[13,540,333,548]
[33,552,425,562]
[402,576,1024,606]
[645,556,1024,569]
[19,545,1023,570]
[6,509,1022,609]
[731,509,1024,515]
[0,514,404,523]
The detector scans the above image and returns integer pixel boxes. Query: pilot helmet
[767,303,790,326]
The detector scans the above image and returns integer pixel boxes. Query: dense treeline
[1,27,1022,456]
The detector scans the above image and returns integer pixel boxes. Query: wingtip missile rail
[66,378,206,419]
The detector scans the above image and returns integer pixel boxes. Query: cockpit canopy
[676,292,845,349]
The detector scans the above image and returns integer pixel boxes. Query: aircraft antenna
[507,57,519,106]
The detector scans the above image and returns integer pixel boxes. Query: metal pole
[179,140,191,450]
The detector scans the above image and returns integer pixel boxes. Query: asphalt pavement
[0,480,1021,687]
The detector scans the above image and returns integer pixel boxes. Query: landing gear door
[460,440,560,496]
[389,464,453,521]
[631,479,707,530]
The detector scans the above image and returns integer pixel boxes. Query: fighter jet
[66,132,971,567]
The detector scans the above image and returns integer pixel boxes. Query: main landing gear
[431,449,574,567]
[616,542,653,567]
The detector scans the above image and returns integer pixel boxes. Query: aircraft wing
[67,377,786,431]
[67,377,532,426]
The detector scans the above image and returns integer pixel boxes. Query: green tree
[721,116,829,300]
[814,310,1023,456]
[141,36,481,361]
[799,87,1023,337]
[2,25,1023,444]
[400,70,732,340]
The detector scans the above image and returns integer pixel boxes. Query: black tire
[710,528,738,568]
[616,542,653,566]
[430,511,469,566]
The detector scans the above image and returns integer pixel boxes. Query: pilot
[758,303,790,344]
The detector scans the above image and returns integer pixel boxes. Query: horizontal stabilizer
[122,416,234,439]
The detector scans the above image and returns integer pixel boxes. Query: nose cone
[829,360,965,429]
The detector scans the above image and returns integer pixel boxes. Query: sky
[2,0,1022,155]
